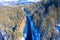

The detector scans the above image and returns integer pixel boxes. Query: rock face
[31,0,59,40]
[0,0,59,40]
[23,0,59,40]
[0,5,26,40]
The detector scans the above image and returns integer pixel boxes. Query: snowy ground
[0,0,42,2]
